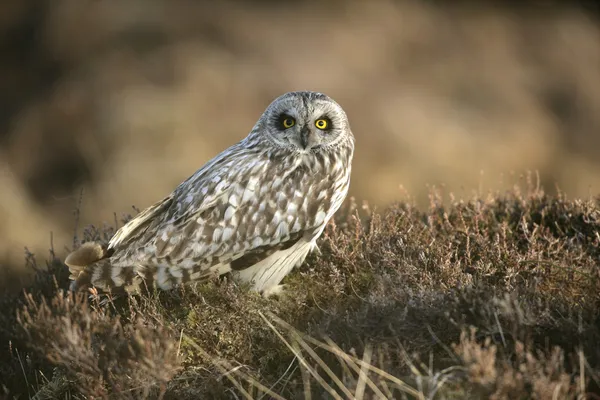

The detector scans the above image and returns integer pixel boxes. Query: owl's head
[251,91,353,152]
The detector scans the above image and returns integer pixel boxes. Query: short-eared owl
[65,91,354,296]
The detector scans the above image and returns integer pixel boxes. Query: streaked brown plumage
[65,91,354,296]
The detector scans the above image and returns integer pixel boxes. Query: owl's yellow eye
[315,118,329,130]
[282,117,295,129]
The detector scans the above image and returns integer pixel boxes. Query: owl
[65,91,354,297]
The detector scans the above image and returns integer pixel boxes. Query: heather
[1,184,599,399]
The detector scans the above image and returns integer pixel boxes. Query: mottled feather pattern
[66,91,354,294]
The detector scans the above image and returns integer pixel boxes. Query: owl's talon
[311,242,322,256]
[261,284,288,298]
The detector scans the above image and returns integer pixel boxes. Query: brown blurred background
[1,0,600,285]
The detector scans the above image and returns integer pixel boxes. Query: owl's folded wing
[66,146,333,292]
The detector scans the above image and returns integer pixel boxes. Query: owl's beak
[299,126,310,149]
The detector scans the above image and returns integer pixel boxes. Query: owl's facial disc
[259,91,349,151]
[273,111,337,151]
[279,118,324,151]
[274,114,313,150]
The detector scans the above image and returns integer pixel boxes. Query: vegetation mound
[1,184,599,399]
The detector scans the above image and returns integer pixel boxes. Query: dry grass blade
[224,364,288,400]
[186,341,290,400]
[257,356,298,400]
[397,344,426,399]
[258,311,344,400]
[331,345,356,388]
[322,337,421,397]
[182,334,254,400]
[326,338,388,399]
[265,311,421,398]
[294,341,312,400]
[354,343,373,400]
[226,364,289,400]
[289,329,355,399]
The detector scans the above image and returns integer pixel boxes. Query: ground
[1,182,599,399]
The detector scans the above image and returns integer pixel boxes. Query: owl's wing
[107,192,175,250]
[108,144,259,252]
[108,146,335,280]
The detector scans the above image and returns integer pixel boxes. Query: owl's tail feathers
[65,242,111,270]
[65,243,153,294]
[64,242,114,292]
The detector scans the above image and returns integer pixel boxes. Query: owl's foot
[310,241,322,256]
[261,284,288,298]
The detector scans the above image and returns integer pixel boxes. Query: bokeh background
[1,0,600,285]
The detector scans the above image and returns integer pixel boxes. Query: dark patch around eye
[275,113,294,130]
[317,116,333,131]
